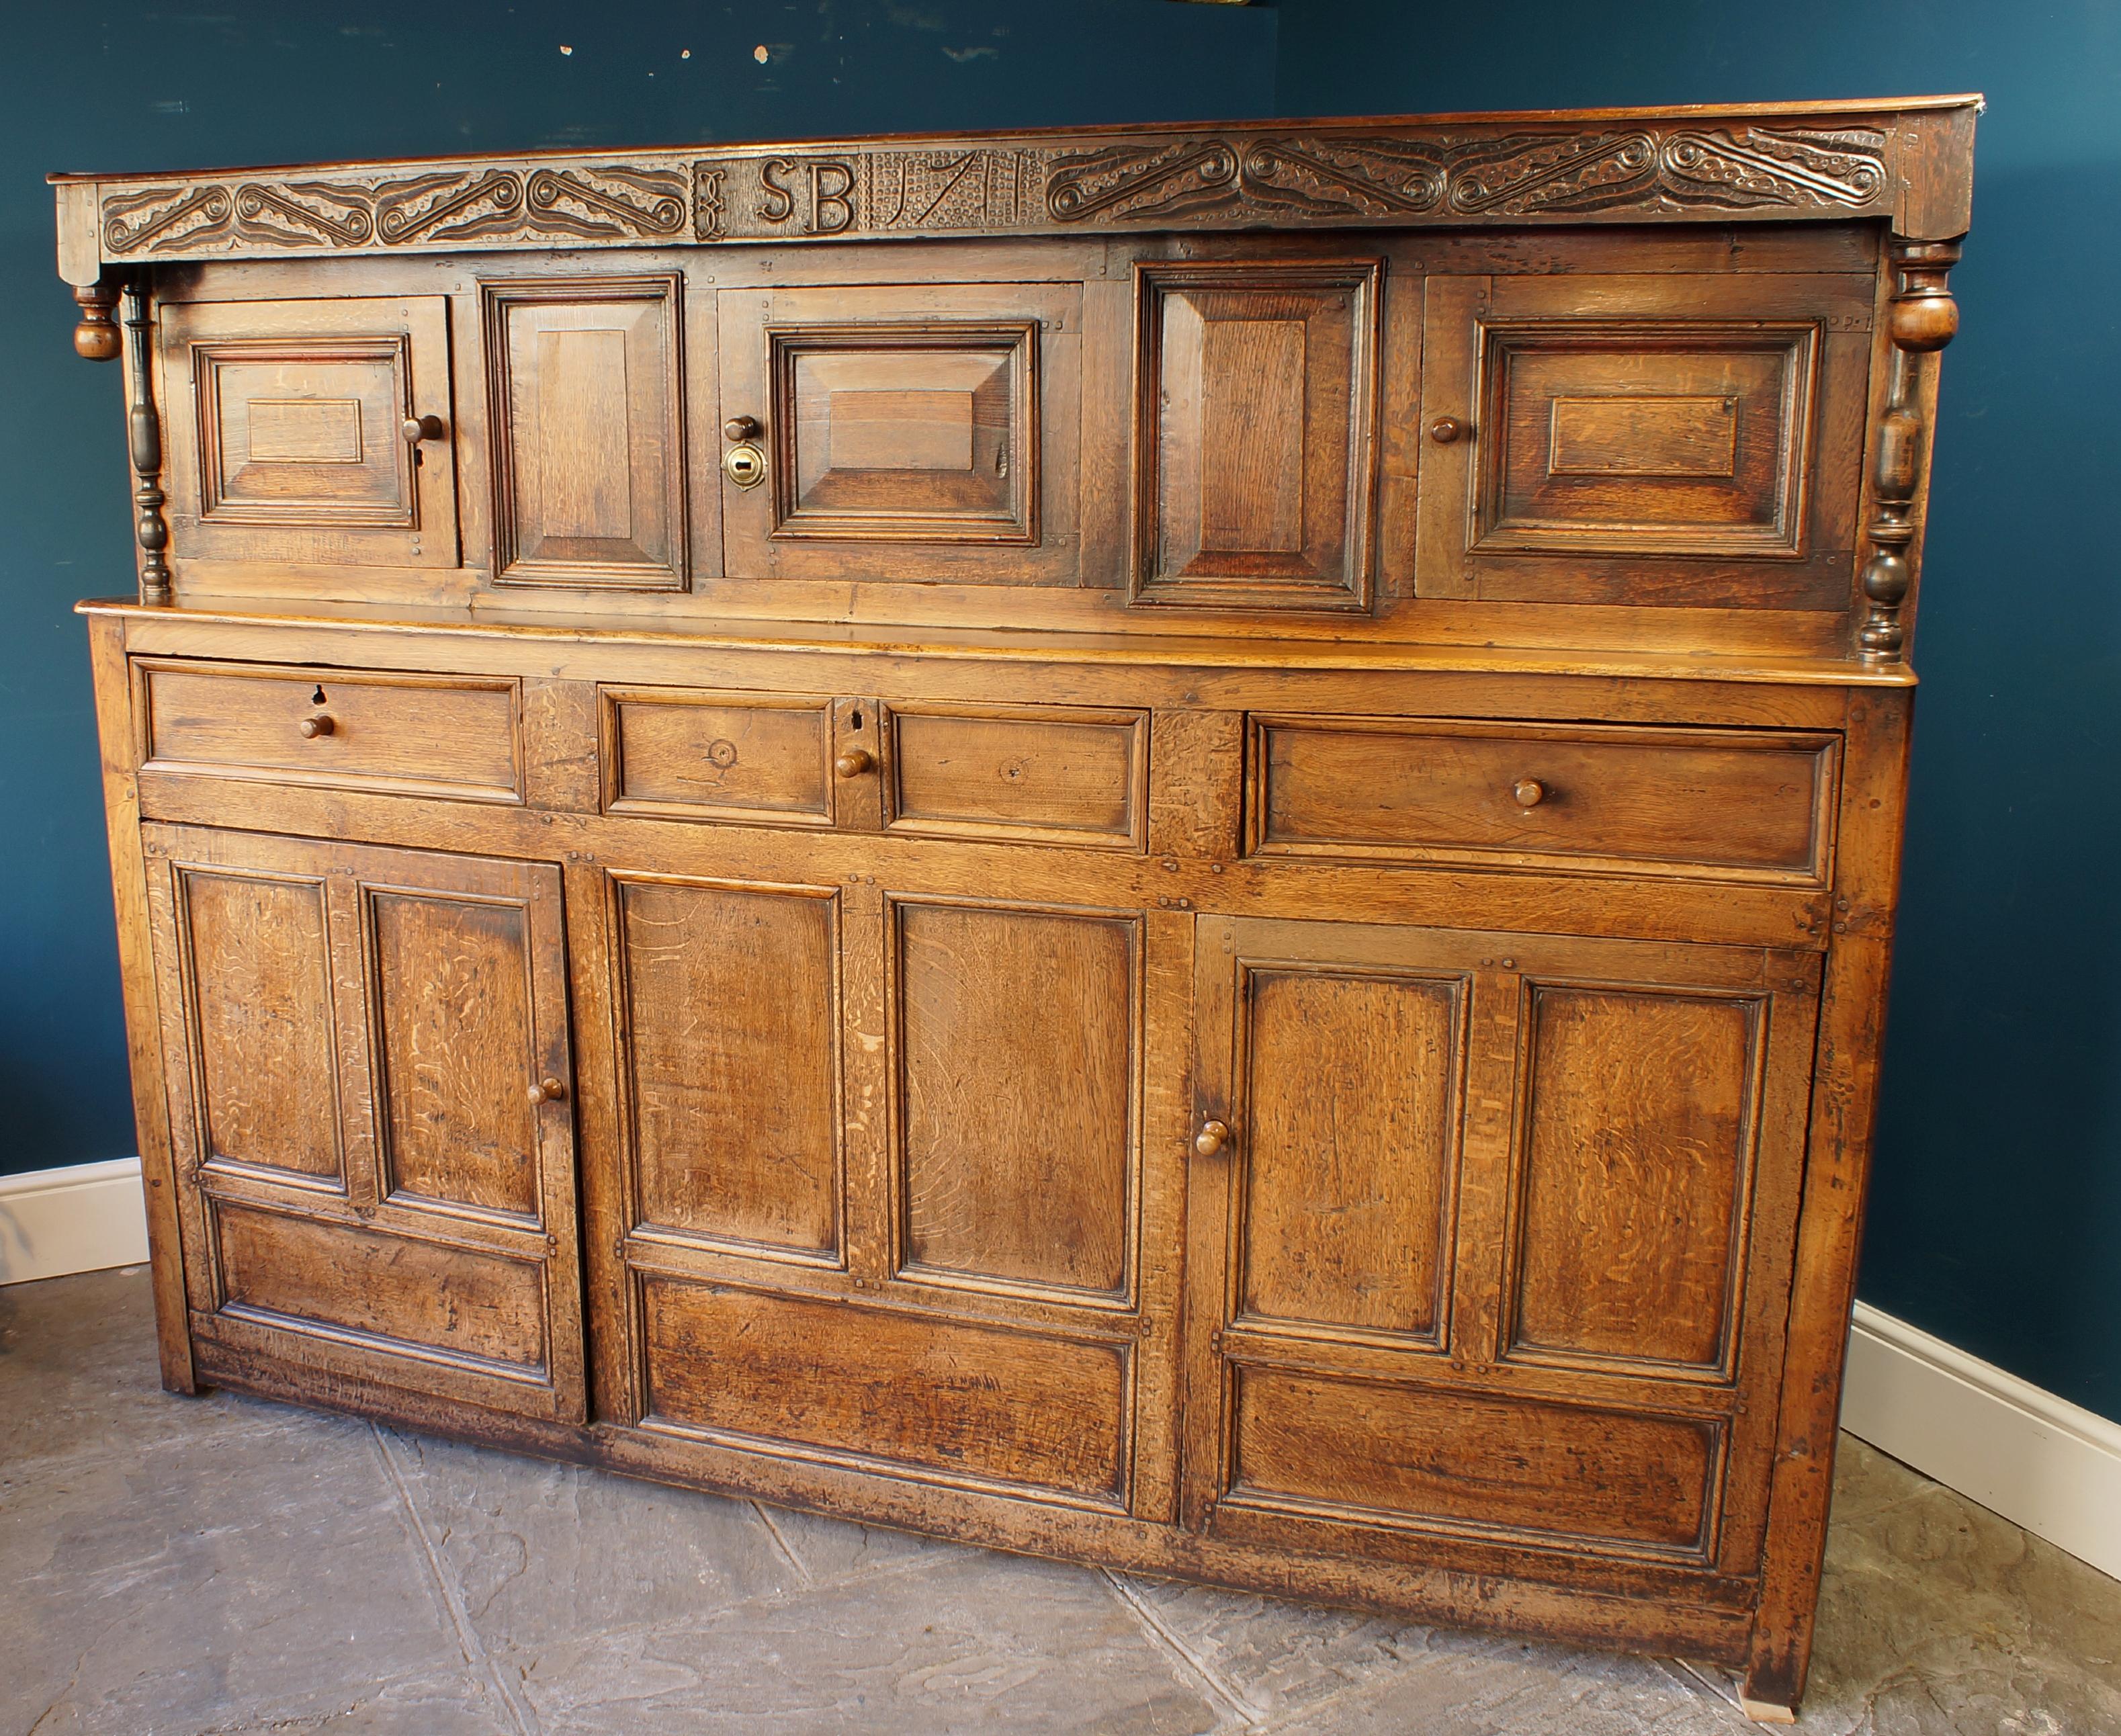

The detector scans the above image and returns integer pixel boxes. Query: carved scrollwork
[104,185,233,254]
[1444,125,1888,216]
[372,169,523,244]
[231,181,374,246]
[1052,124,1889,224]
[523,166,687,238]
[88,115,1904,262]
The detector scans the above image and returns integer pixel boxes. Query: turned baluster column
[118,280,172,607]
[1860,238,1962,661]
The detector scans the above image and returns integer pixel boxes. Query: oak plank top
[77,596,1918,688]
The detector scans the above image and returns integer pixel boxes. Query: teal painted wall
[7,2,2114,1427]
[0,1,1275,1176]
[1275,1,2121,1424]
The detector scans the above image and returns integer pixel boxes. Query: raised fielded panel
[1233,965,1466,1344]
[892,899,1140,1304]
[140,824,587,1424]
[485,275,687,589]
[368,889,544,1221]
[1226,1368,1720,1559]
[1506,983,1761,1374]
[159,295,459,568]
[213,1201,551,1373]
[1133,260,1380,612]
[611,874,845,1262]
[1416,273,1872,609]
[718,281,1084,584]
[163,865,345,1190]
[640,1277,1131,1507]
[1248,716,1839,885]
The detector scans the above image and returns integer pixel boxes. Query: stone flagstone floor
[3,1266,2117,1734]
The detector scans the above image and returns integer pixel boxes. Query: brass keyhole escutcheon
[724,442,766,488]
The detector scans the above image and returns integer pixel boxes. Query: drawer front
[602,687,837,827]
[1248,717,1837,884]
[136,659,521,802]
[886,703,1148,851]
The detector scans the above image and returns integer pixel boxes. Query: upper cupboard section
[147,229,1879,647]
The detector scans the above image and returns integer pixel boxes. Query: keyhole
[850,709,864,730]
[311,685,327,705]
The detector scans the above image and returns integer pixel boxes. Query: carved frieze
[87,116,1897,263]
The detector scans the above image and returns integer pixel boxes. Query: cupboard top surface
[51,96,1977,283]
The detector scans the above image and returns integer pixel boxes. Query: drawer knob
[400,414,446,443]
[298,715,335,739]
[834,747,876,778]
[1512,777,1548,808]
[527,1076,566,1106]
[724,415,762,441]
[1195,1119,1231,1159]
[1429,416,1470,444]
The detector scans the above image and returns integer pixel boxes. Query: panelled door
[1184,916,1822,1590]
[142,824,586,1422]
[159,296,460,570]
[715,281,1092,585]
[1415,273,1873,611]
[593,846,1186,1520]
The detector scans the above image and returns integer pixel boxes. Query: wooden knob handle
[834,748,875,777]
[527,1076,566,1106]
[298,715,335,738]
[401,414,445,443]
[724,415,762,441]
[1195,1119,1231,1159]
[1512,777,1547,808]
[1429,416,1469,444]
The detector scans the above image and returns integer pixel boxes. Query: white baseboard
[1844,1300,2121,1581]
[0,1157,149,1286]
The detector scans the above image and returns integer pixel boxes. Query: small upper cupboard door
[1416,273,1872,611]
[161,296,458,568]
[1133,261,1381,613]
[142,824,586,1424]
[717,282,1084,585]
[484,275,687,590]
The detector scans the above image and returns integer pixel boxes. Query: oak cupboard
[56,96,1976,1719]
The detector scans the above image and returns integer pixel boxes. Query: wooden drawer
[1247,716,1838,884]
[601,687,839,827]
[885,702,1148,851]
[135,658,521,803]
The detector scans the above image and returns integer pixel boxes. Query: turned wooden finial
[73,281,120,360]
[1860,237,1963,662]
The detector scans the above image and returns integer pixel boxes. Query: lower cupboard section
[1220,1365,1720,1562]
[636,1276,1133,1509]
